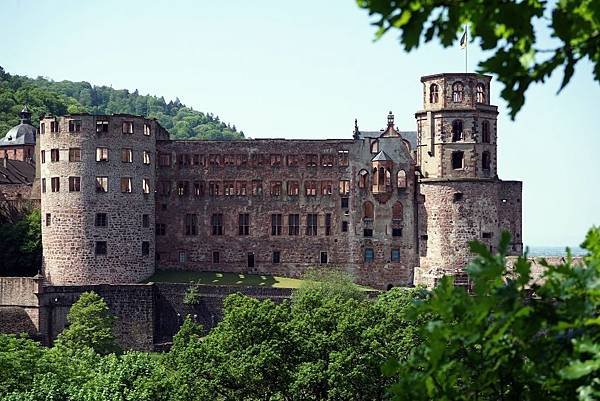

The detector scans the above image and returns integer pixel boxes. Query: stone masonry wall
[0,277,41,337]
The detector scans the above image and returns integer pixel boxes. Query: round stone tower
[39,114,157,285]
[415,73,522,287]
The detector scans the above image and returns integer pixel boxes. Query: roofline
[414,106,499,117]
[158,138,357,144]
[40,113,166,130]
[420,72,492,82]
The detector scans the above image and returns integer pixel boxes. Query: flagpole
[465,25,468,73]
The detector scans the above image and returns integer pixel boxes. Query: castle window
[120,177,132,193]
[40,123,45,134]
[451,151,464,169]
[252,180,263,196]
[143,151,151,165]
[341,221,348,232]
[476,83,486,103]
[272,251,281,264]
[158,181,171,196]
[121,148,133,163]
[238,213,250,235]
[451,120,463,142]
[211,213,223,235]
[142,214,150,228]
[482,121,490,143]
[430,83,439,103]
[95,213,107,227]
[234,181,246,196]
[185,214,198,236]
[358,169,368,188]
[45,213,51,227]
[95,241,107,256]
[208,154,221,166]
[144,123,151,136]
[208,181,221,196]
[287,181,299,196]
[51,148,60,162]
[270,154,282,166]
[271,214,282,235]
[235,154,248,166]
[305,181,317,196]
[192,154,201,166]
[159,153,171,167]
[453,192,464,202]
[69,176,81,192]
[338,150,349,166]
[363,201,374,220]
[68,120,81,133]
[392,228,402,237]
[156,223,166,236]
[482,232,493,239]
[177,181,189,196]
[341,197,349,209]
[305,154,318,167]
[41,150,45,163]
[51,177,60,192]
[142,178,151,194]
[194,181,204,196]
[142,241,150,256]
[321,154,334,167]
[212,251,220,264]
[320,251,328,264]
[50,121,59,133]
[364,248,374,262]
[96,177,108,193]
[306,214,318,236]
[391,248,401,262]
[370,139,379,154]
[223,155,236,166]
[325,213,332,236]
[69,148,81,162]
[224,181,235,196]
[96,147,109,162]
[321,181,333,196]
[288,214,300,235]
[339,180,350,195]
[122,121,134,134]
[482,151,491,171]
[179,251,187,263]
[287,154,299,167]
[364,228,373,237]
[392,202,403,222]
[452,82,464,102]
[397,170,407,189]
[271,181,282,196]
[96,120,109,133]
[41,178,46,193]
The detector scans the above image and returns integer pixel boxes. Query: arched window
[429,83,439,103]
[451,151,464,169]
[372,167,378,185]
[378,167,385,187]
[370,139,379,154]
[452,120,463,142]
[482,151,491,170]
[482,120,490,143]
[392,202,403,221]
[358,169,368,188]
[476,83,486,103]
[397,170,407,189]
[363,201,374,220]
[385,169,391,186]
[452,82,464,102]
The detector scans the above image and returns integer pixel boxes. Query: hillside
[0,66,244,140]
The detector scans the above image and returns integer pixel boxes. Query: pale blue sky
[1,0,598,247]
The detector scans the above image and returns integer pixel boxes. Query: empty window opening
[325,213,332,236]
[185,214,198,236]
[96,147,109,162]
[451,151,464,169]
[212,251,220,264]
[95,213,107,227]
[224,181,235,196]
[271,181,282,196]
[51,177,60,192]
[122,148,133,163]
[51,148,60,162]
[305,181,317,196]
[358,170,368,189]
[482,232,493,239]
[339,180,350,195]
[271,214,282,236]
[321,181,333,195]
[270,154,282,166]
[482,120,490,143]
[397,170,407,189]
[476,83,486,103]
[338,150,349,166]
[287,181,300,196]
[142,214,150,228]
[96,177,108,192]
[68,120,81,133]
[341,221,348,232]
[452,81,464,102]
[363,228,373,237]
[194,181,204,196]
[392,228,402,237]
[120,177,132,193]
[364,248,374,262]
[252,180,263,196]
[177,181,189,196]
[452,120,463,142]
[320,251,328,264]
[122,121,134,134]
[144,123,151,136]
[156,223,166,236]
[272,251,280,264]
[321,154,334,167]
[69,176,80,192]
[363,201,374,220]
[69,148,81,162]
[96,120,109,133]
[179,251,187,263]
[391,248,401,262]
[235,181,247,196]
[143,151,151,165]
[370,139,379,154]
[95,241,107,256]
[306,214,318,236]
[211,213,223,235]
[453,192,464,202]
[142,241,150,256]
[288,214,300,236]
[430,83,439,103]
[45,213,51,227]
[341,197,349,209]
[239,213,250,235]
[247,253,255,268]
[482,151,491,171]
[208,181,220,196]
[305,154,318,167]
[50,120,59,133]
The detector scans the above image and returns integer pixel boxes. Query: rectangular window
[305,181,317,196]
[144,123,151,136]
[223,155,235,165]
[212,251,220,264]
[391,248,401,262]
[40,123,45,134]
[41,150,45,163]
[364,248,374,262]
[482,232,493,239]
[251,180,263,196]
[143,151,151,165]
[270,154,282,166]
[45,213,51,227]
[68,176,81,192]
[50,121,59,133]
[177,181,189,196]
[179,251,187,263]
[158,181,171,196]
[338,150,349,166]
[342,221,348,232]
[68,120,81,133]
[50,148,60,162]
[321,154,334,167]
[320,251,328,264]
[224,181,235,196]
[208,154,221,166]
[287,181,299,196]
[341,197,349,209]
[238,213,250,235]
[192,154,201,165]
[392,228,402,237]
[339,180,350,195]
[288,214,300,236]
[286,154,299,167]
[120,177,132,193]
[211,213,223,235]
[208,181,220,196]
[51,177,60,192]
[142,178,150,194]
[156,223,166,236]
[325,213,331,236]
[122,121,134,134]
[95,241,107,255]
[96,120,109,133]
[142,214,150,228]
[95,213,107,227]
[306,213,318,236]
[185,214,198,236]
[96,147,109,162]
[321,181,333,195]
[235,181,247,196]
[142,241,150,256]
[42,178,46,193]
[193,181,204,196]
[69,148,81,162]
[96,176,108,193]
[159,153,171,167]
[271,214,282,236]
[272,251,280,264]
[121,148,133,163]
[270,181,282,196]
[305,154,318,167]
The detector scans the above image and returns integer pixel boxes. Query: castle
[0,73,523,348]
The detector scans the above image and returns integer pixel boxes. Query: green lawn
[144,270,306,289]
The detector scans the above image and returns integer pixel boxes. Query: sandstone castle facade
[37,73,522,290]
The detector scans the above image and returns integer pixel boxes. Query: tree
[357,0,600,119]
[55,291,121,355]
[0,207,41,277]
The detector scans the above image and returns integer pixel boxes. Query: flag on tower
[459,29,467,49]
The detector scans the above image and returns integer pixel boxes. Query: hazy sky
[1,0,598,247]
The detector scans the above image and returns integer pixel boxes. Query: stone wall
[0,277,41,337]
[0,145,35,162]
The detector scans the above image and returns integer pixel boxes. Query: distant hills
[0,67,244,140]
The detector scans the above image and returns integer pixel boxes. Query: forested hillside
[0,66,244,140]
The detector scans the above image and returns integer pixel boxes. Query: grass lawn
[144,270,306,289]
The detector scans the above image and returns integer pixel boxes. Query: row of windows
[45,213,151,229]
[160,150,350,168]
[40,148,152,165]
[450,151,492,171]
[428,82,486,104]
[41,120,152,136]
[41,176,151,194]
[450,119,492,143]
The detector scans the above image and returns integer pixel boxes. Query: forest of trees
[0,66,244,141]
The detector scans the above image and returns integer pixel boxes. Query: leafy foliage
[0,207,41,277]
[0,66,244,140]
[357,0,600,119]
